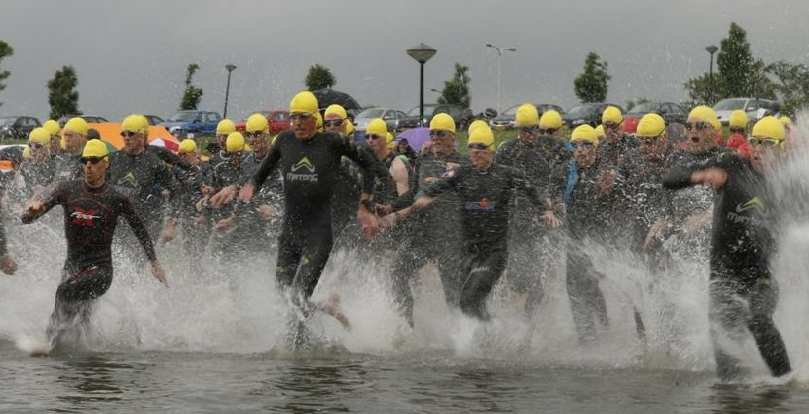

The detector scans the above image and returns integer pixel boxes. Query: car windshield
[357,108,385,119]
[714,99,747,111]
[407,106,437,116]
[0,117,16,126]
[168,112,198,122]
[566,105,596,118]
[500,105,519,117]
[628,102,659,114]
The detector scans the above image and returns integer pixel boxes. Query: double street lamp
[706,45,718,105]
[486,43,517,115]
[223,64,237,118]
[406,43,437,127]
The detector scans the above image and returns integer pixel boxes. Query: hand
[684,212,710,234]
[210,185,237,207]
[379,213,398,231]
[25,199,45,216]
[159,220,177,244]
[692,167,728,190]
[214,217,236,233]
[256,204,274,221]
[0,255,17,275]
[238,183,256,204]
[193,215,207,227]
[357,206,379,239]
[643,220,668,250]
[150,261,168,287]
[598,169,616,195]
[541,211,561,229]
[374,203,393,216]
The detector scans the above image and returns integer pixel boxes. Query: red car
[235,110,290,135]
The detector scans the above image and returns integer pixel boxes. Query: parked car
[0,116,41,139]
[563,103,625,128]
[397,104,474,131]
[623,102,687,133]
[713,98,780,125]
[235,110,290,135]
[57,115,109,126]
[353,107,408,132]
[161,110,222,136]
[489,103,565,129]
[144,115,164,126]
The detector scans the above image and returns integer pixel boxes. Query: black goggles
[572,141,594,149]
[289,113,313,122]
[245,131,265,138]
[468,143,490,150]
[324,119,344,127]
[604,122,621,130]
[121,130,142,138]
[685,122,710,131]
[538,128,557,135]
[748,137,780,147]
[519,126,539,134]
[366,134,383,141]
[430,130,450,138]
[81,155,108,165]
[29,143,45,150]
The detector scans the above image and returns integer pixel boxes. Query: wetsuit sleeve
[21,181,68,223]
[419,169,461,198]
[0,213,7,256]
[511,168,549,207]
[120,195,157,262]
[662,152,738,190]
[333,135,386,195]
[251,142,281,188]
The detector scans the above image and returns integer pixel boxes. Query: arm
[121,196,167,285]
[663,155,731,191]
[390,157,410,196]
[21,182,65,224]
[511,169,561,228]
[251,142,281,190]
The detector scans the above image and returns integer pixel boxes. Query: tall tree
[438,63,471,108]
[683,73,713,106]
[574,52,610,103]
[766,61,809,115]
[717,22,755,98]
[47,65,80,119]
[305,64,336,91]
[180,63,203,110]
[0,40,13,108]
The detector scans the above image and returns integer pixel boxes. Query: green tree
[180,63,203,110]
[574,52,610,103]
[625,97,651,112]
[305,64,336,90]
[717,22,755,97]
[47,65,80,119]
[438,63,471,108]
[683,73,713,106]
[766,61,809,115]
[0,40,14,108]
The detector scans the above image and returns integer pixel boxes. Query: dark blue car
[162,110,222,136]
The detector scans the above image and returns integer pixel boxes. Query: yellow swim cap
[64,117,89,136]
[571,125,598,144]
[226,132,246,153]
[82,139,109,158]
[178,139,197,154]
[289,91,319,115]
[246,113,270,133]
[429,113,456,133]
[29,127,52,146]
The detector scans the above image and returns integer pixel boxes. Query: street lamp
[486,43,517,114]
[406,43,437,127]
[706,45,718,105]
[223,64,237,118]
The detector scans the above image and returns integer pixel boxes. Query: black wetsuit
[563,161,611,343]
[172,162,209,271]
[390,151,466,327]
[250,131,383,308]
[663,151,790,379]
[52,153,83,183]
[495,136,567,313]
[420,163,547,320]
[108,150,176,234]
[21,180,156,346]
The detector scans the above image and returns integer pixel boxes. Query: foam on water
[2,116,809,384]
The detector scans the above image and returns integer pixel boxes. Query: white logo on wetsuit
[287,156,318,182]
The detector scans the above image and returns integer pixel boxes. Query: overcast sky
[1,0,808,121]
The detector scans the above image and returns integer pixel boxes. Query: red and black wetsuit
[22,180,156,346]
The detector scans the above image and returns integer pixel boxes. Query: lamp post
[223,64,237,118]
[706,45,718,105]
[486,43,517,114]
[406,43,437,127]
